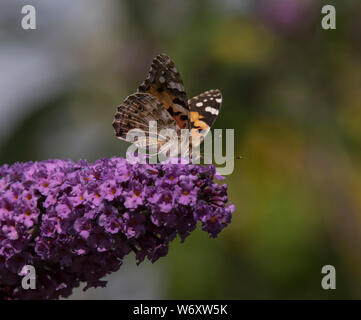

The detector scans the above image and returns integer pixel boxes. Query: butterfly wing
[188,89,222,147]
[112,93,180,149]
[137,53,190,130]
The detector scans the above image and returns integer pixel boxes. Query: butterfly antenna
[193,153,242,160]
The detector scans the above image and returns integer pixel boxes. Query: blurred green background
[1,0,361,299]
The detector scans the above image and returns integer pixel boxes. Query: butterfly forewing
[137,53,190,130]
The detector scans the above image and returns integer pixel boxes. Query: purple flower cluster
[0,157,235,299]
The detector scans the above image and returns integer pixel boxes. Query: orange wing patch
[148,85,174,110]
[189,111,210,147]
[190,111,209,131]
[148,84,189,129]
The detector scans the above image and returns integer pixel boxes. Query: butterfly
[112,53,222,157]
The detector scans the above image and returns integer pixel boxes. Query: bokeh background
[1,0,361,299]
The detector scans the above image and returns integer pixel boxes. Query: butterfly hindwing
[112,93,180,149]
[188,89,222,146]
[137,53,190,130]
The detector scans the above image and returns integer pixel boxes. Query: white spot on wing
[216,98,222,103]
[205,106,219,115]
[196,102,203,107]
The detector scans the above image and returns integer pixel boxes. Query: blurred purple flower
[0,157,235,299]
[258,0,316,35]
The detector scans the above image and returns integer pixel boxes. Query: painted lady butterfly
[112,53,222,154]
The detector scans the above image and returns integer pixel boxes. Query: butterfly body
[113,53,222,155]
